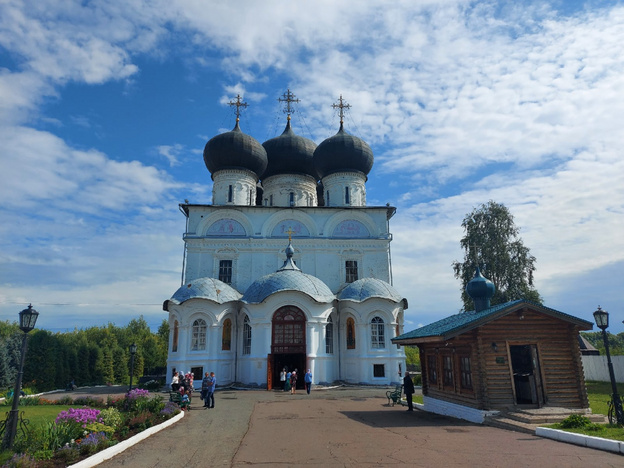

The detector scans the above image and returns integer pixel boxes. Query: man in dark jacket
[403,371,415,411]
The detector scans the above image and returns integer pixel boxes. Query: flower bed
[1,389,181,467]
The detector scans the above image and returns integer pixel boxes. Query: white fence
[581,355,624,383]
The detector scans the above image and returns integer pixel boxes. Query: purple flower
[56,407,103,427]
[126,388,150,400]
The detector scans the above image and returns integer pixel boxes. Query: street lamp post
[128,343,137,393]
[593,306,624,425]
[1,304,39,450]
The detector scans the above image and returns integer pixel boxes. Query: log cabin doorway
[510,344,545,406]
[268,306,306,390]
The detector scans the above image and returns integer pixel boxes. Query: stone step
[504,411,606,424]
[484,416,537,435]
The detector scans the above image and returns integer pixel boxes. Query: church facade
[164,92,407,388]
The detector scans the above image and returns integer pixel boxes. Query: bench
[386,385,404,406]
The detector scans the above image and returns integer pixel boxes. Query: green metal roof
[393,299,593,343]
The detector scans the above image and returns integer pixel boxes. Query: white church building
[164,91,408,389]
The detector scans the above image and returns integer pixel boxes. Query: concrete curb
[67,411,185,468]
[536,427,624,455]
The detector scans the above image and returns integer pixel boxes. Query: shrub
[2,453,38,468]
[99,407,123,429]
[77,432,111,456]
[559,414,592,428]
[85,422,115,437]
[72,396,106,408]
[141,380,162,391]
[160,401,181,419]
[56,395,73,405]
[20,396,41,406]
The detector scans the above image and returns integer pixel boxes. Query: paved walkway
[58,386,622,467]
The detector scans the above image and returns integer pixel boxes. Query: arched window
[346,317,356,349]
[371,316,385,348]
[222,318,232,351]
[243,315,252,355]
[325,316,334,354]
[172,320,179,352]
[191,319,207,351]
[345,186,350,205]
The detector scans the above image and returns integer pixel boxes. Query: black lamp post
[593,306,623,425]
[128,343,137,393]
[1,304,39,450]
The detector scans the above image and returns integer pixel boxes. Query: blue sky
[1,0,622,334]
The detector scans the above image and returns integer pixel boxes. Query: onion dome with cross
[313,95,374,179]
[261,89,318,180]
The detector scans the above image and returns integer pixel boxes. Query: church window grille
[346,317,356,349]
[460,355,472,390]
[191,319,207,351]
[443,355,454,387]
[427,354,437,384]
[371,316,385,348]
[345,187,350,205]
[243,316,252,355]
[326,191,330,206]
[325,316,334,354]
[345,261,358,283]
[250,189,253,205]
[219,260,233,284]
[373,364,385,377]
[289,192,294,206]
[228,185,233,203]
[270,194,273,206]
[172,320,179,352]
[222,318,232,351]
[264,198,268,206]
[271,306,306,354]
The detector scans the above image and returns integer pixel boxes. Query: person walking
[206,372,216,408]
[403,371,415,411]
[285,370,292,393]
[290,369,298,394]
[201,372,211,408]
[280,368,287,391]
[304,369,312,395]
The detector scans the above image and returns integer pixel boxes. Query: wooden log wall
[419,307,588,411]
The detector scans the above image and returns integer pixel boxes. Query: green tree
[452,200,542,311]
[404,346,421,371]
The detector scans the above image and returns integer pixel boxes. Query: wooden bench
[386,385,404,406]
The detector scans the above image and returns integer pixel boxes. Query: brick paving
[63,386,622,467]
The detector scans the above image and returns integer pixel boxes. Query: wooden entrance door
[510,344,544,406]
[271,306,307,389]
[267,354,273,391]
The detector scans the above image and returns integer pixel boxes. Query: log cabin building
[392,267,593,423]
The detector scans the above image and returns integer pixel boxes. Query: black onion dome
[313,123,374,179]
[203,122,268,177]
[262,120,318,179]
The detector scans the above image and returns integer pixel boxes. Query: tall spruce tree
[452,200,542,311]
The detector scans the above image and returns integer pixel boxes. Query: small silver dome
[242,270,334,304]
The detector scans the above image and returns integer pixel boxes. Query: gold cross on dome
[228,94,248,122]
[332,94,351,124]
[285,227,295,242]
[278,89,300,118]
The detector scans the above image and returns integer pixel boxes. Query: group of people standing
[170,370,216,410]
[280,368,313,395]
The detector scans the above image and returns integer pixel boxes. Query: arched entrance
[269,306,306,390]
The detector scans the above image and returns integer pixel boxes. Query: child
[180,388,190,411]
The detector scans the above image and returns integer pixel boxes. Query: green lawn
[585,380,624,416]
[0,405,72,427]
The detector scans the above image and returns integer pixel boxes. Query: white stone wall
[423,396,500,424]
[322,171,367,207]
[182,205,393,293]
[212,169,258,206]
[261,173,318,207]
